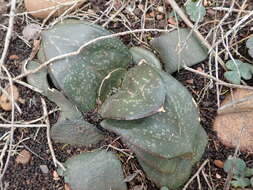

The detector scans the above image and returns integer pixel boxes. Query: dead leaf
[16,149,31,165]
[0,85,20,111]
[214,89,253,152]
[22,24,41,41]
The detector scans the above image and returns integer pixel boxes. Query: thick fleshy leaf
[40,19,131,112]
[46,89,104,146]
[128,143,179,174]
[100,64,166,120]
[136,126,207,189]
[150,28,208,73]
[224,71,241,84]
[24,60,49,93]
[130,47,162,69]
[97,68,126,103]
[58,150,127,190]
[51,119,104,146]
[101,70,207,189]
[101,70,205,159]
[185,1,206,22]
[24,61,104,146]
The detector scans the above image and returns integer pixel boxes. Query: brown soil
[1,0,253,190]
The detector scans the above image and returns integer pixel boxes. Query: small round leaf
[224,71,241,85]
[224,157,246,175]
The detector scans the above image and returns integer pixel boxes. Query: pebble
[40,165,49,174]
[15,149,31,165]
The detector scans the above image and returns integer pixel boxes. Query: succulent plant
[150,28,208,73]
[101,64,207,189]
[39,19,131,112]
[24,19,208,190]
[99,63,166,120]
[25,60,104,146]
[57,150,127,190]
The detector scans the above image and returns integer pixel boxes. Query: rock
[24,0,84,19]
[40,165,49,174]
[214,89,253,152]
[16,149,31,165]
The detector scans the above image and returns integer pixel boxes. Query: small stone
[216,173,221,179]
[214,160,224,168]
[157,6,164,13]
[40,165,49,174]
[16,149,31,164]
[156,14,164,20]
[53,170,60,181]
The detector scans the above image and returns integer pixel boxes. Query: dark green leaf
[100,64,166,120]
[58,150,127,190]
[40,19,131,112]
[130,47,162,69]
[150,28,208,73]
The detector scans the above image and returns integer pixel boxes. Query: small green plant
[224,157,253,188]
[185,0,206,22]
[24,19,208,190]
[224,59,253,84]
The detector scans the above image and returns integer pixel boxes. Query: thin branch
[0,0,16,68]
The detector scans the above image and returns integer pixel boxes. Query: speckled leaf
[40,19,131,112]
[97,68,126,103]
[100,64,166,120]
[24,60,49,93]
[51,119,104,146]
[150,28,208,73]
[101,70,207,189]
[185,1,206,22]
[58,150,127,190]
[46,89,104,146]
[128,142,179,174]
[101,70,206,159]
[130,47,162,69]
[136,126,207,189]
